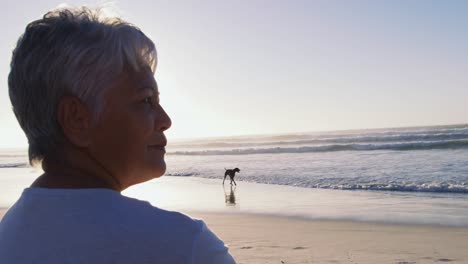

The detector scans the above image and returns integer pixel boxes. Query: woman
[0,6,235,264]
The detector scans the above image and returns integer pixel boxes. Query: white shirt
[0,188,235,264]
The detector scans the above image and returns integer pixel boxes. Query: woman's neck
[31,150,123,192]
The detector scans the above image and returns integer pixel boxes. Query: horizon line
[169,122,468,143]
[1,122,467,150]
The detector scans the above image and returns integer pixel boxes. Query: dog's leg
[230,175,236,185]
[223,172,228,185]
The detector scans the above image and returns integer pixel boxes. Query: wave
[314,182,468,194]
[254,181,468,194]
[169,125,468,150]
[164,172,468,194]
[0,163,29,168]
[170,133,468,149]
[165,172,199,177]
[168,139,468,155]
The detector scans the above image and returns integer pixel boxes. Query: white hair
[8,6,157,164]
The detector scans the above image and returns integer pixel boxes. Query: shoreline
[124,176,468,227]
[2,169,468,227]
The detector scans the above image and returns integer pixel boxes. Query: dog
[223,168,240,185]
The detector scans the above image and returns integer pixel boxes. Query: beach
[1,1,467,262]
[2,174,468,263]
[193,213,468,264]
[121,176,468,263]
[2,125,468,263]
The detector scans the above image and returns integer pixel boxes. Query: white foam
[169,139,468,155]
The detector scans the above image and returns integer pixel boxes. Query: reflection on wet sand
[224,185,237,206]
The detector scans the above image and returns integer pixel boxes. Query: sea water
[1,124,468,226]
[166,124,468,193]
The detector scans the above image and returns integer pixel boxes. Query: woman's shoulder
[7,187,204,235]
[117,193,205,233]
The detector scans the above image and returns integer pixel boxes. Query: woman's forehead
[111,68,158,93]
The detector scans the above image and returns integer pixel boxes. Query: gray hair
[8,6,157,165]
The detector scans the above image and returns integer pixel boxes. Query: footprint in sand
[432,248,456,262]
[240,246,253,249]
[292,246,307,250]
[418,257,455,263]
[347,251,355,263]
[436,259,455,262]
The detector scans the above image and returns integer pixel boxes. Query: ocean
[1,124,468,226]
[166,124,468,193]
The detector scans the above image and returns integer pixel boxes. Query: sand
[2,208,468,264]
[190,213,468,264]
[0,209,5,221]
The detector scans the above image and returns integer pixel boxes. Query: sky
[0,0,467,148]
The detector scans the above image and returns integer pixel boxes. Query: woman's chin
[124,165,165,187]
[145,164,166,180]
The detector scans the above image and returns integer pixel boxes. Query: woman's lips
[148,145,166,153]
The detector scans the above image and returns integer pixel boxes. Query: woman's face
[88,68,171,189]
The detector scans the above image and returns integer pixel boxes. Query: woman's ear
[57,96,92,148]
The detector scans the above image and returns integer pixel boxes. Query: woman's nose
[156,105,172,132]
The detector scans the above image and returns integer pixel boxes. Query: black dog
[223,168,240,185]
